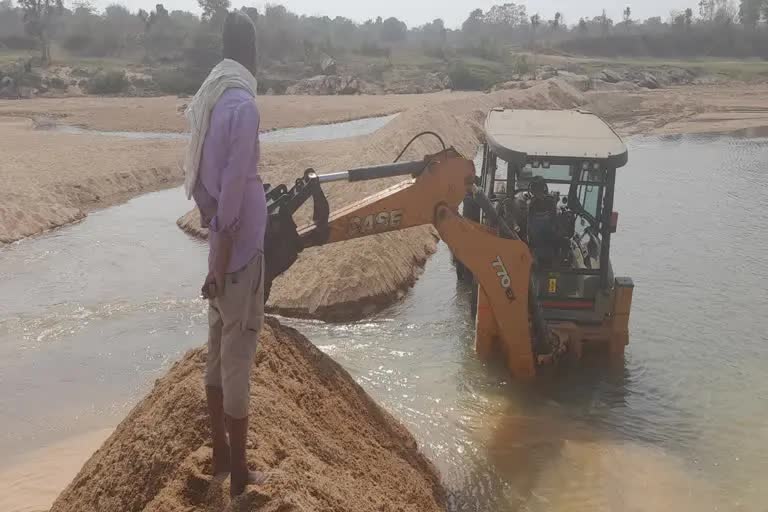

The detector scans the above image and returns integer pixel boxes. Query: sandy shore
[0,429,113,512]
[0,116,182,243]
[588,82,768,135]
[0,91,480,133]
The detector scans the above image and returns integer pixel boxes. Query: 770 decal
[492,256,516,301]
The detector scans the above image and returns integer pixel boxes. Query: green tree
[240,6,258,23]
[198,0,229,21]
[699,0,715,20]
[137,4,180,61]
[685,7,694,26]
[421,18,447,48]
[714,0,736,24]
[380,16,406,42]
[644,16,663,27]
[530,13,540,42]
[461,8,484,37]
[485,3,527,26]
[17,0,63,64]
[599,9,612,34]
[553,12,562,30]
[104,4,142,56]
[577,17,588,33]
[530,13,541,30]
[623,6,632,28]
[739,0,761,25]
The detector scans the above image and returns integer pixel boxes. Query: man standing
[184,12,268,496]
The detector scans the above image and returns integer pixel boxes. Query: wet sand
[0,429,113,512]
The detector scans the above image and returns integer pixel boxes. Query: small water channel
[39,113,398,143]
[1,124,767,510]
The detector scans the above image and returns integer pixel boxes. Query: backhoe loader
[262,109,634,378]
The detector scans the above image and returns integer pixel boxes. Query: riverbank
[4,80,768,245]
[0,429,113,512]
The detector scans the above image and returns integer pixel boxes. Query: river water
[1,127,767,511]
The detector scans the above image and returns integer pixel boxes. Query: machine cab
[477,108,630,325]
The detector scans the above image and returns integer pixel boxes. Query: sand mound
[50,317,445,512]
[179,79,587,321]
[0,116,182,243]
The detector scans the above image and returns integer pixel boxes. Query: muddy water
[1,133,767,510]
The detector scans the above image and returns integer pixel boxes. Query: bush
[153,68,204,96]
[256,78,292,95]
[448,60,501,91]
[48,77,67,90]
[358,41,391,58]
[421,42,447,60]
[0,35,37,50]
[458,38,506,62]
[367,62,392,81]
[184,29,221,76]
[512,54,531,76]
[87,70,129,94]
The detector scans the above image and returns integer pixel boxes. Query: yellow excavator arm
[265,148,545,378]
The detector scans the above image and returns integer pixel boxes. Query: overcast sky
[96,0,701,28]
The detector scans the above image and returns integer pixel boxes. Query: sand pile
[179,79,587,321]
[50,317,445,512]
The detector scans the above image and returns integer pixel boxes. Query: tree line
[3,1,768,68]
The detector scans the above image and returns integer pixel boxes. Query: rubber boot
[226,414,266,496]
[205,386,230,475]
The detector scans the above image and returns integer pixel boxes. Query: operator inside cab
[526,176,559,266]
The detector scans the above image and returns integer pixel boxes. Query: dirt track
[49,317,446,512]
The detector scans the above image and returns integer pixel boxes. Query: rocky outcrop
[286,75,368,95]
[384,72,451,94]
[0,75,17,98]
[555,71,592,92]
[637,72,661,89]
[320,55,337,74]
[598,69,624,83]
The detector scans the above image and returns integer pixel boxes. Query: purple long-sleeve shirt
[193,88,267,274]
